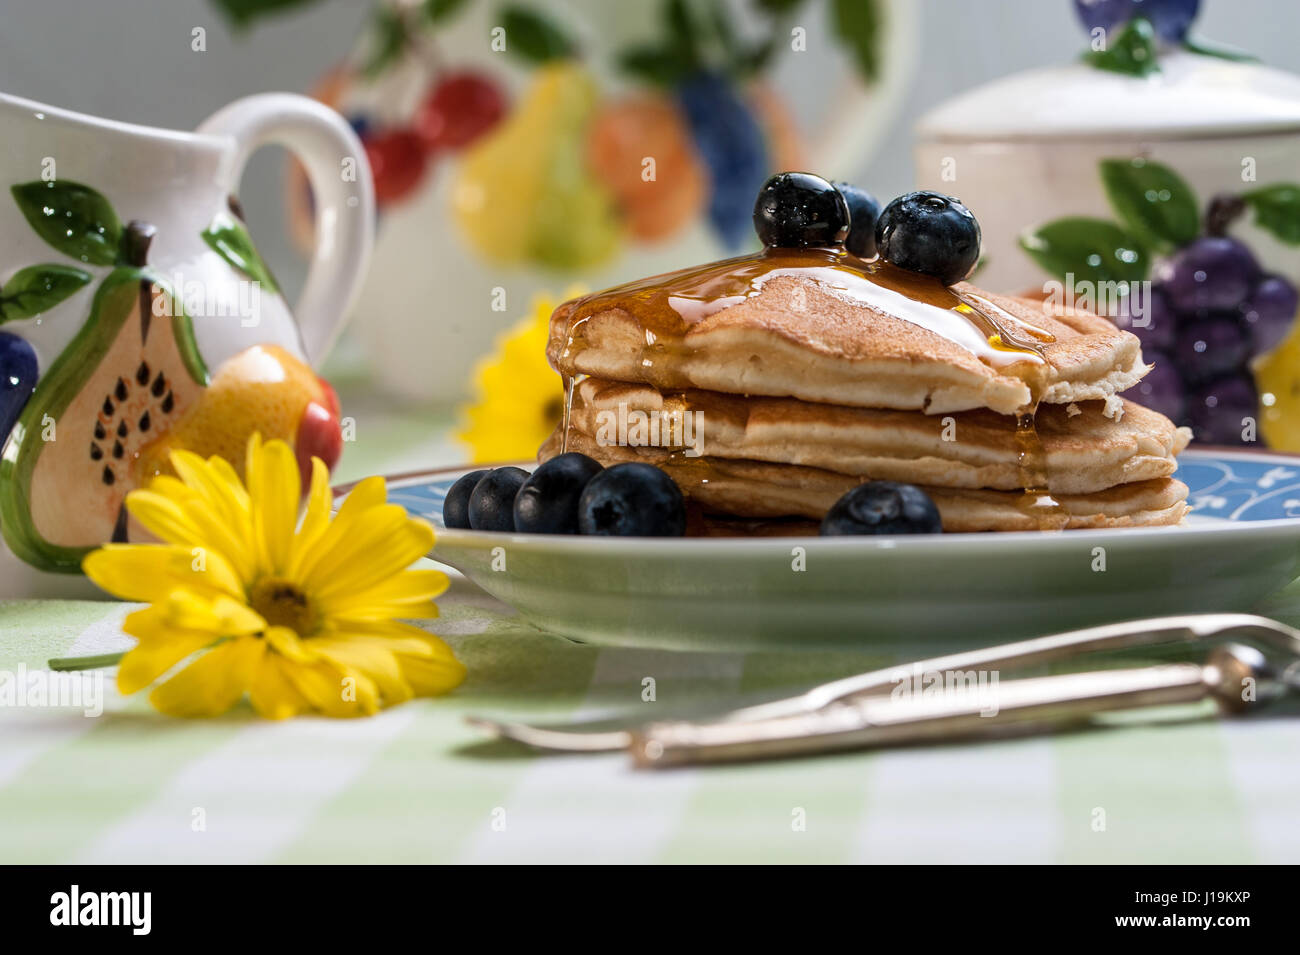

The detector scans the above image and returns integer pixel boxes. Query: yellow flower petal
[315,631,436,657]
[336,475,387,517]
[84,432,459,722]
[296,505,425,592]
[149,591,265,636]
[305,516,435,600]
[147,635,265,717]
[248,653,312,720]
[170,451,236,521]
[317,568,448,617]
[145,474,199,504]
[83,543,243,603]
[330,618,459,658]
[205,453,252,511]
[123,490,205,547]
[118,596,261,650]
[263,625,316,664]
[116,628,216,695]
[310,637,413,705]
[285,658,379,717]
[396,649,466,697]
[125,489,254,582]
[246,436,300,575]
[329,600,441,624]
[286,458,333,576]
[170,450,256,563]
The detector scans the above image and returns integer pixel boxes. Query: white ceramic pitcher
[0,90,376,597]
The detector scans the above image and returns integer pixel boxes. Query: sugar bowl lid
[917,50,1300,142]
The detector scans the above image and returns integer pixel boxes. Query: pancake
[545,427,1190,532]
[548,266,1146,416]
[565,377,1192,495]
[687,513,822,538]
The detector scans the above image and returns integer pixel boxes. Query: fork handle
[632,648,1257,768]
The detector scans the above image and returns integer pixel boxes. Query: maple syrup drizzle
[554,248,1067,528]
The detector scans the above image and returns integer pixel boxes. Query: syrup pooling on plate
[554,247,1067,527]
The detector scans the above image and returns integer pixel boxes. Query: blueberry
[1189,375,1257,445]
[0,332,38,447]
[467,467,529,532]
[1073,0,1200,42]
[1155,237,1259,313]
[819,481,943,536]
[1115,285,1175,352]
[513,452,603,534]
[752,172,850,250]
[1124,351,1186,423]
[1240,274,1299,355]
[442,468,490,530]
[1173,316,1249,384]
[577,462,686,537]
[677,74,769,249]
[874,192,981,286]
[834,181,882,258]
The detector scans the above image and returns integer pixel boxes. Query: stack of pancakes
[541,272,1192,532]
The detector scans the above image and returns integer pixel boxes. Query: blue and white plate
[378,449,1300,651]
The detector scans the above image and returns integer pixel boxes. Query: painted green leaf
[1085,16,1159,78]
[362,6,410,78]
[665,0,703,67]
[1019,217,1150,286]
[210,0,325,29]
[1182,34,1258,63]
[424,0,469,22]
[1242,184,1300,245]
[737,35,779,78]
[500,5,576,63]
[1099,157,1200,250]
[10,180,122,266]
[831,0,882,82]
[619,44,695,87]
[0,265,92,323]
[202,212,280,294]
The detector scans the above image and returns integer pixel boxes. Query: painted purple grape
[1155,237,1260,313]
[678,74,768,250]
[1240,274,1299,355]
[1073,0,1200,42]
[1115,285,1175,352]
[1126,351,1185,423]
[1173,316,1249,383]
[1189,375,1257,445]
[0,331,38,446]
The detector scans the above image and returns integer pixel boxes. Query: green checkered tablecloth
[2,385,1299,864]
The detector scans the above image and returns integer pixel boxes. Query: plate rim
[355,447,1300,555]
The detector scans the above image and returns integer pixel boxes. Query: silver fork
[466,614,1300,767]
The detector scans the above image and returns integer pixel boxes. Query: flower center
[249,577,319,637]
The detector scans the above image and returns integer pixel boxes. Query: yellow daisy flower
[79,434,465,719]
[457,289,583,463]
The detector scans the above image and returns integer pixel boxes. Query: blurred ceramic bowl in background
[916,49,1300,449]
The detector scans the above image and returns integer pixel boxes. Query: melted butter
[555,247,1067,530]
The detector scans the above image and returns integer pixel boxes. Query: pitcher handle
[197,93,375,365]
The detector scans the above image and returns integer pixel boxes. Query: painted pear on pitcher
[0,203,207,572]
[452,62,622,269]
